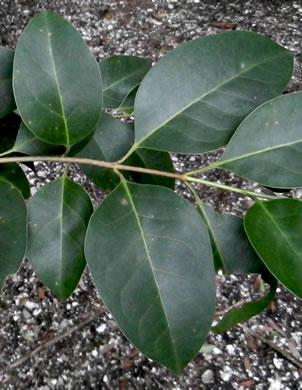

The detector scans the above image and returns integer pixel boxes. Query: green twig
[184,175,278,200]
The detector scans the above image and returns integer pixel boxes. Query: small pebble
[96,324,107,333]
[24,300,39,310]
[202,369,214,384]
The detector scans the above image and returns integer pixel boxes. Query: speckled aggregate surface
[1,1,302,389]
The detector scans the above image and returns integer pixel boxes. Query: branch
[239,324,302,371]
[0,155,184,180]
[0,155,279,200]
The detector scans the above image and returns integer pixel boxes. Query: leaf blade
[134,31,293,153]
[26,176,93,300]
[217,92,302,188]
[0,163,30,199]
[0,180,27,290]
[244,199,302,298]
[125,148,175,189]
[13,122,66,156]
[77,113,134,191]
[13,11,102,147]
[85,182,216,373]
[0,46,16,119]
[212,275,277,333]
[100,55,151,109]
[198,203,262,274]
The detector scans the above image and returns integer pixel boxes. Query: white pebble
[96,324,106,333]
[202,369,214,384]
[226,344,235,356]
[24,300,39,310]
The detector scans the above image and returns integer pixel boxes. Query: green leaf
[0,163,30,199]
[198,203,262,274]
[125,148,175,189]
[12,122,65,156]
[67,133,93,157]
[0,180,27,290]
[0,46,16,119]
[77,113,134,191]
[117,85,139,114]
[100,55,151,109]
[244,199,302,299]
[134,31,293,153]
[26,176,93,301]
[216,92,302,188]
[13,11,102,147]
[212,275,277,333]
[77,113,174,191]
[85,181,216,373]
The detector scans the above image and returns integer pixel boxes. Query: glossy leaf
[67,132,93,157]
[0,46,16,119]
[134,31,293,153]
[213,275,277,333]
[117,85,139,114]
[13,11,102,147]
[217,92,302,188]
[13,122,65,156]
[85,181,216,373]
[26,176,93,301]
[77,113,134,191]
[100,55,151,109]
[125,148,175,189]
[0,163,30,199]
[0,180,27,290]
[198,203,262,274]
[245,199,302,299]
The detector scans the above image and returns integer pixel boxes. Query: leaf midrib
[58,176,65,294]
[254,202,302,267]
[122,180,180,371]
[217,139,302,167]
[103,67,146,92]
[135,51,289,147]
[45,16,70,146]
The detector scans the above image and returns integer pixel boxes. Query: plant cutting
[0,10,300,374]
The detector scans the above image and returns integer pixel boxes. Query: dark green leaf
[0,180,27,290]
[125,148,175,189]
[67,132,93,157]
[216,92,302,188]
[85,181,216,373]
[100,55,151,109]
[244,199,302,299]
[134,31,293,153]
[0,163,30,199]
[117,85,139,114]
[0,46,16,119]
[26,176,93,301]
[198,203,262,274]
[212,275,277,333]
[13,11,102,147]
[13,122,66,156]
[77,113,134,191]
[0,113,21,154]
[77,113,174,191]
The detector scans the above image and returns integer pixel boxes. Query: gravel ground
[1,1,302,389]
